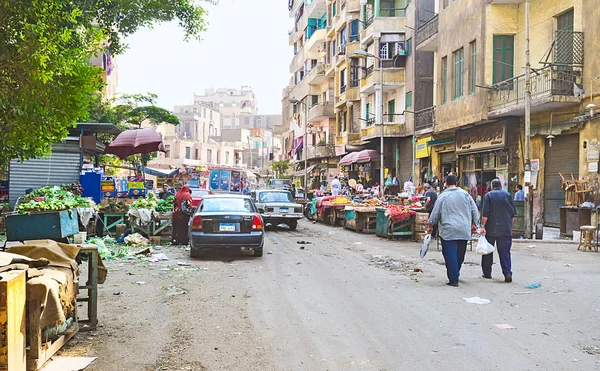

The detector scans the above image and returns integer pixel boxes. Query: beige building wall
[194,87,257,129]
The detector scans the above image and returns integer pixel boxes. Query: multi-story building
[413,0,600,228]
[173,103,221,142]
[89,49,118,100]
[193,87,257,130]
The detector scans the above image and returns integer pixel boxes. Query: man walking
[514,184,525,201]
[480,179,516,282]
[423,183,438,237]
[428,175,480,287]
[331,176,341,197]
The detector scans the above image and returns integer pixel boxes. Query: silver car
[253,190,303,230]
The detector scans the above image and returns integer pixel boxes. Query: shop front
[455,122,519,207]
[415,136,432,186]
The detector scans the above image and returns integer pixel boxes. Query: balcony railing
[366,117,376,127]
[380,8,406,17]
[307,144,336,160]
[364,15,374,29]
[416,14,439,46]
[340,85,347,94]
[489,66,582,112]
[350,79,359,88]
[554,30,584,66]
[414,106,436,131]
[341,0,346,10]
[364,65,374,78]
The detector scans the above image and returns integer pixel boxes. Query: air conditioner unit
[337,44,346,55]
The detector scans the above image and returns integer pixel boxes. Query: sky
[116,0,292,115]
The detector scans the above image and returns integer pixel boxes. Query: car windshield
[271,180,291,187]
[201,198,255,213]
[192,190,209,197]
[259,192,293,203]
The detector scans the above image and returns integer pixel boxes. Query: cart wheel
[330,212,337,226]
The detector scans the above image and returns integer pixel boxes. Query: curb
[512,239,578,245]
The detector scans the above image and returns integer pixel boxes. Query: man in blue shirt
[480,179,516,283]
[514,184,525,201]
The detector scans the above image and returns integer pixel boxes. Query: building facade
[194,87,258,130]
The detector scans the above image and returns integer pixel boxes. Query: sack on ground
[420,234,432,258]
[476,236,496,255]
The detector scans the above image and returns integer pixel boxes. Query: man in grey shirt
[428,175,480,287]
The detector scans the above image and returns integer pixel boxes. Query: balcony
[306,28,327,52]
[336,132,361,146]
[361,119,406,140]
[308,103,335,121]
[414,106,436,132]
[306,144,336,160]
[305,0,327,19]
[335,85,360,107]
[488,66,582,118]
[360,69,405,94]
[416,14,438,51]
[360,11,406,46]
[306,63,327,85]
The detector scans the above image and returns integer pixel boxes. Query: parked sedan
[189,195,264,258]
[253,189,303,230]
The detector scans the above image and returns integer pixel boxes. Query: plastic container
[73,231,87,244]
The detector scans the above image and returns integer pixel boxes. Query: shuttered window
[492,35,514,84]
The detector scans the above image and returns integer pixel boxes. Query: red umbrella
[104,128,166,159]
[338,152,360,166]
[356,149,380,163]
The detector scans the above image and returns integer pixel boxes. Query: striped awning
[428,137,455,147]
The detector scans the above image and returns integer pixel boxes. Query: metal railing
[340,85,347,94]
[341,0,346,10]
[366,117,376,127]
[350,79,359,88]
[364,65,374,78]
[414,106,436,131]
[416,14,439,46]
[489,65,582,111]
[364,15,374,29]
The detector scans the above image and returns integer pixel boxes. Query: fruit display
[385,205,417,223]
[130,192,158,210]
[154,196,174,212]
[17,185,94,213]
[330,197,350,205]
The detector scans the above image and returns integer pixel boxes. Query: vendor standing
[172,185,193,245]
[424,183,438,237]
[159,184,170,200]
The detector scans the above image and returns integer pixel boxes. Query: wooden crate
[0,270,26,371]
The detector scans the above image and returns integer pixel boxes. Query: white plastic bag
[476,236,496,255]
[420,234,432,258]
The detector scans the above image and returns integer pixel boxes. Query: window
[406,38,412,56]
[217,150,220,163]
[207,149,212,163]
[453,48,464,99]
[380,41,405,59]
[492,35,514,84]
[340,68,346,91]
[165,145,171,158]
[340,26,347,45]
[443,0,449,9]
[441,56,447,104]
[470,40,477,94]
[365,103,370,120]
[406,91,412,109]
[332,1,337,16]
[350,58,359,87]
[350,20,359,42]
[210,111,213,120]
[201,198,255,213]
[293,104,298,114]
[226,151,230,164]
[311,95,319,106]
[185,146,191,159]
[203,108,206,118]
[387,99,395,122]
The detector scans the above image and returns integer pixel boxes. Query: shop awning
[292,164,316,177]
[428,137,455,147]
[139,167,178,177]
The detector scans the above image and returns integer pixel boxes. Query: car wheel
[288,220,298,231]
[190,248,205,258]
[254,247,263,257]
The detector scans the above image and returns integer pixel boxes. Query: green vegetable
[154,195,174,212]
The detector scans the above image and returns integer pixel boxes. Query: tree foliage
[270,160,292,179]
[0,0,208,164]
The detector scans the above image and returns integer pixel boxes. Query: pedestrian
[480,179,516,283]
[290,183,297,199]
[331,176,341,197]
[158,184,170,200]
[172,185,194,245]
[423,183,438,237]
[242,184,250,195]
[428,175,480,287]
[514,184,525,201]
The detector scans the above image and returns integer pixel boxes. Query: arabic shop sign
[456,123,506,154]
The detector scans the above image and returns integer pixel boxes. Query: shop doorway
[461,151,509,208]
[544,134,579,227]
[439,152,456,185]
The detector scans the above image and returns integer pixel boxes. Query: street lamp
[354,50,385,192]
[288,97,308,200]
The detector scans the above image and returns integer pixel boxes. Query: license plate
[279,207,288,213]
[219,223,236,232]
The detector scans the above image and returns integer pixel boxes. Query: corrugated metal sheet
[9,143,81,206]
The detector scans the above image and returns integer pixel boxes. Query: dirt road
[62,220,600,370]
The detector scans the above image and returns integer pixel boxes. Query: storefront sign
[415,136,432,159]
[455,124,506,154]
[587,149,600,161]
[589,162,598,173]
[531,159,540,171]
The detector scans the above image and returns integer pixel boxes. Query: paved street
[63,220,600,370]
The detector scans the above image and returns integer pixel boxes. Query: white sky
[116,0,292,115]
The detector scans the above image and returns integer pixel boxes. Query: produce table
[344,206,378,233]
[99,212,127,235]
[130,212,173,237]
[375,207,415,240]
[5,209,79,242]
[321,202,347,226]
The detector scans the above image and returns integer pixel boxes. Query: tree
[270,160,292,179]
[0,0,208,164]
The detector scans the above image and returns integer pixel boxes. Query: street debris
[150,253,169,262]
[527,245,536,248]
[296,262,302,265]
[583,346,600,355]
[177,262,191,266]
[413,268,423,273]
[296,241,312,244]
[135,281,146,285]
[299,246,305,250]
[463,297,491,305]
[124,233,149,246]
[113,292,123,296]
[132,247,154,256]
[494,324,516,330]
[524,283,542,289]
[267,251,273,254]
[420,234,431,258]
[41,356,96,371]
[354,242,363,245]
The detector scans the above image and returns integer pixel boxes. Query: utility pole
[524,0,533,239]
[247,136,253,170]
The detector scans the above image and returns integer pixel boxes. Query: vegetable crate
[5,209,79,242]
[375,208,414,240]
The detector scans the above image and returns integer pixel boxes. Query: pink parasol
[356,149,381,163]
[104,128,166,159]
[338,152,360,166]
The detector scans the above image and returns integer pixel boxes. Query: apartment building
[89,49,118,100]
[173,103,221,142]
[194,87,257,130]
[413,0,600,228]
